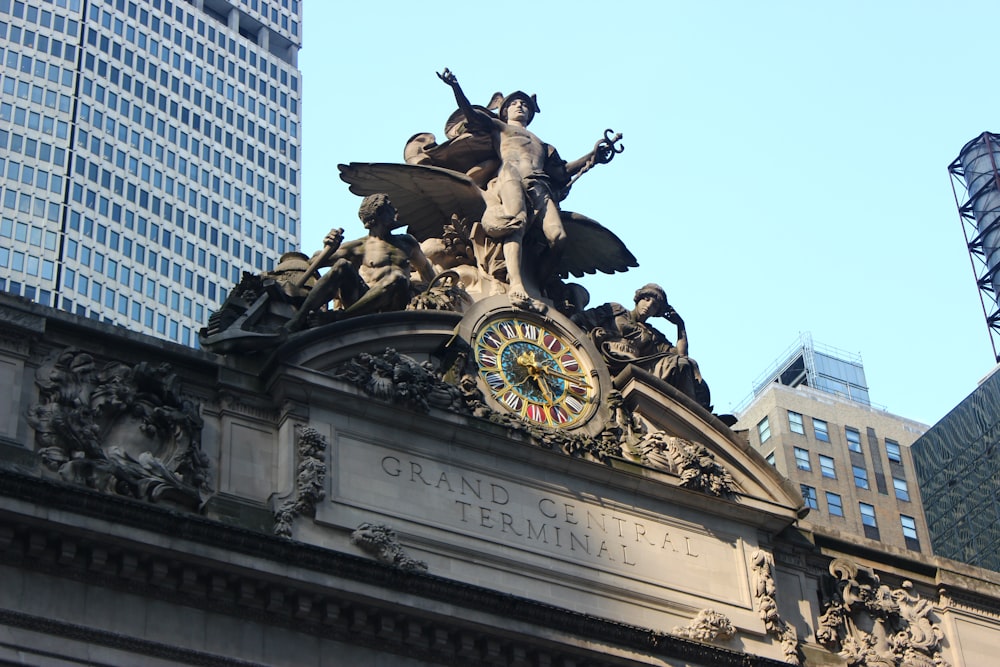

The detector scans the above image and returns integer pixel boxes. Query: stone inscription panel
[331,437,747,603]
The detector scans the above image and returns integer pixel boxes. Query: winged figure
[339,161,636,308]
[339,68,633,311]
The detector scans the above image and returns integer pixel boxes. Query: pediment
[259,308,803,534]
[614,364,805,516]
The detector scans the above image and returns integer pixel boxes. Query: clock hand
[539,366,592,387]
[534,374,553,404]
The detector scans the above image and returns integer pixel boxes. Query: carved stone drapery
[26,348,211,510]
[350,523,428,572]
[816,558,949,667]
[672,609,736,642]
[750,549,800,664]
[273,426,328,537]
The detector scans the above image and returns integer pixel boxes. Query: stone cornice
[0,468,791,667]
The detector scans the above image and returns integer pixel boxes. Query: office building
[912,364,1000,571]
[736,334,931,552]
[0,0,302,346]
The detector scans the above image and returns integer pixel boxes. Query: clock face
[474,315,597,428]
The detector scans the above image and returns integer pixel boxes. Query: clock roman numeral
[484,371,506,390]
[478,350,498,368]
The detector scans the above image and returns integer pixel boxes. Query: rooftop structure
[751,332,870,406]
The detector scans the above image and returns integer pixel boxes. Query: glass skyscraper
[0,0,302,347]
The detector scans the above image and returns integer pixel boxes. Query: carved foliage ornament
[273,426,328,537]
[26,348,212,510]
[672,609,736,643]
[750,549,801,665]
[350,523,428,572]
[331,347,740,499]
[635,431,738,499]
[817,558,949,667]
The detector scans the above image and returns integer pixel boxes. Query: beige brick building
[735,338,931,553]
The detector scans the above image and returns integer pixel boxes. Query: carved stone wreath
[26,348,212,510]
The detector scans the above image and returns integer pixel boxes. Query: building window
[846,427,862,453]
[765,452,776,466]
[757,416,770,444]
[901,515,918,540]
[826,492,844,517]
[860,503,878,540]
[794,447,811,471]
[886,439,902,463]
[893,477,910,502]
[788,411,804,434]
[853,465,869,489]
[819,454,836,479]
[801,485,818,509]
[813,418,830,442]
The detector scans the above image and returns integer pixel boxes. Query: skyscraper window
[0,0,302,345]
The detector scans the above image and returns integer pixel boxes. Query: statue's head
[499,91,539,125]
[358,193,396,228]
[634,283,668,317]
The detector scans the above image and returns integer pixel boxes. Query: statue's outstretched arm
[437,68,493,133]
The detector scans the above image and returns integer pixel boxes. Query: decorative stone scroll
[816,558,950,667]
[672,609,736,642]
[26,348,212,510]
[350,523,428,573]
[750,549,800,665]
[273,426,328,537]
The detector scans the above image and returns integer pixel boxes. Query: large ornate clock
[460,300,609,433]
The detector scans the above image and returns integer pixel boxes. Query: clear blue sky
[298,1,999,425]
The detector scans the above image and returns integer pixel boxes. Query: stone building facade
[1,293,999,666]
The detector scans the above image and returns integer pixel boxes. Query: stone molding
[0,468,793,667]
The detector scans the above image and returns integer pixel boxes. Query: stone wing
[338,162,486,241]
[558,211,639,278]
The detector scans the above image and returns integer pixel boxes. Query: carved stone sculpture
[750,549,801,664]
[284,193,436,331]
[672,609,736,642]
[200,194,438,351]
[350,523,428,572]
[636,432,738,498]
[816,558,949,667]
[572,284,712,411]
[436,67,624,305]
[338,69,635,307]
[27,348,211,510]
[273,427,328,537]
